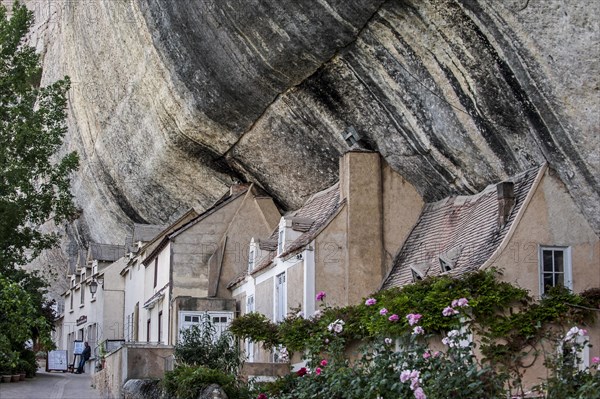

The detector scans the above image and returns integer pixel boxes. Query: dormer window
[248,238,258,272]
[410,262,428,282]
[439,246,462,273]
[248,249,255,272]
[277,229,284,255]
[411,269,423,282]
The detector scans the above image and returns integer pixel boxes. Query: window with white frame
[246,295,255,361]
[80,286,85,306]
[559,333,591,371]
[275,272,287,322]
[539,246,572,295]
[277,229,284,255]
[248,249,255,272]
[178,311,233,342]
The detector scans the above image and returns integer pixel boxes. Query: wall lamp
[89,276,104,296]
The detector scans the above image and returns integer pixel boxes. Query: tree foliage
[0,1,78,371]
[0,1,79,270]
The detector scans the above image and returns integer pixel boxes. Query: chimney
[497,181,515,228]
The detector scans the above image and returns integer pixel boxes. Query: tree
[0,1,79,271]
[0,1,78,369]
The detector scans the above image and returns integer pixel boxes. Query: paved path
[0,370,102,399]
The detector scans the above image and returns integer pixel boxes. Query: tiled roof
[250,183,343,275]
[382,166,542,289]
[89,243,126,262]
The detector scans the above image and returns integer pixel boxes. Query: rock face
[23,0,599,246]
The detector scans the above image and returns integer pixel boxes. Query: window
[87,324,97,353]
[153,258,158,288]
[277,229,284,255]
[246,295,255,313]
[70,292,74,310]
[411,269,423,282]
[178,311,233,341]
[275,272,287,322]
[246,295,255,361]
[539,246,572,295]
[80,286,85,305]
[147,319,151,343]
[158,311,163,344]
[248,249,255,272]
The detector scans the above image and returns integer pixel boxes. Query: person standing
[75,342,91,374]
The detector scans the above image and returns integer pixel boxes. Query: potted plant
[17,359,27,381]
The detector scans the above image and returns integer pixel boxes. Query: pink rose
[365,298,377,306]
[442,306,459,317]
[413,326,425,335]
[320,359,328,367]
[388,314,399,322]
[316,291,326,301]
[414,387,427,399]
[380,308,388,315]
[315,367,322,375]
[406,313,423,326]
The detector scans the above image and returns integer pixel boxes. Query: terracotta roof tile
[382,167,541,289]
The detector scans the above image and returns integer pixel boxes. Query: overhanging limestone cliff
[25,0,598,246]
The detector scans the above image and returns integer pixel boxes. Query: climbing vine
[230,269,599,367]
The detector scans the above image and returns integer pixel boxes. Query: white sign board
[47,350,68,371]
[73,340,84,355]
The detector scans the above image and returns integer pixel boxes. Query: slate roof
[125,223,167,253]
[381,166,542,289]
[89,243,126,263]
[248,183,344,276]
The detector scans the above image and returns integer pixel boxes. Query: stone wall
[93,343,174,398]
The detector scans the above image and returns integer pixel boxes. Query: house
[121,221,183,342]
[382,164,599,389]
[229,150,424,367]
[58,243,127,372]
[132,184,280,345]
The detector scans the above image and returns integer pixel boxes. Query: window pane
[554,251,564,272]
[213,317,219,323]
[543,273,554,290]
[185,316,191,322]
[192,316,199,322]
[220,317,227,323]
[555,272,564,287]
[542,250,553,272]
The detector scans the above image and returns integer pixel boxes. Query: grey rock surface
[17,0,599,250]
[122,378,162,399]
[198,384,228,399]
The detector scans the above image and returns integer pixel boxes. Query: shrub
[174,314,244,376]
[163,365,250,399]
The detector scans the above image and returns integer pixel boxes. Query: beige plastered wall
[315,210,348,308]
[217,195,280,298]
[381,162,424,277]
[486,169,599,389]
